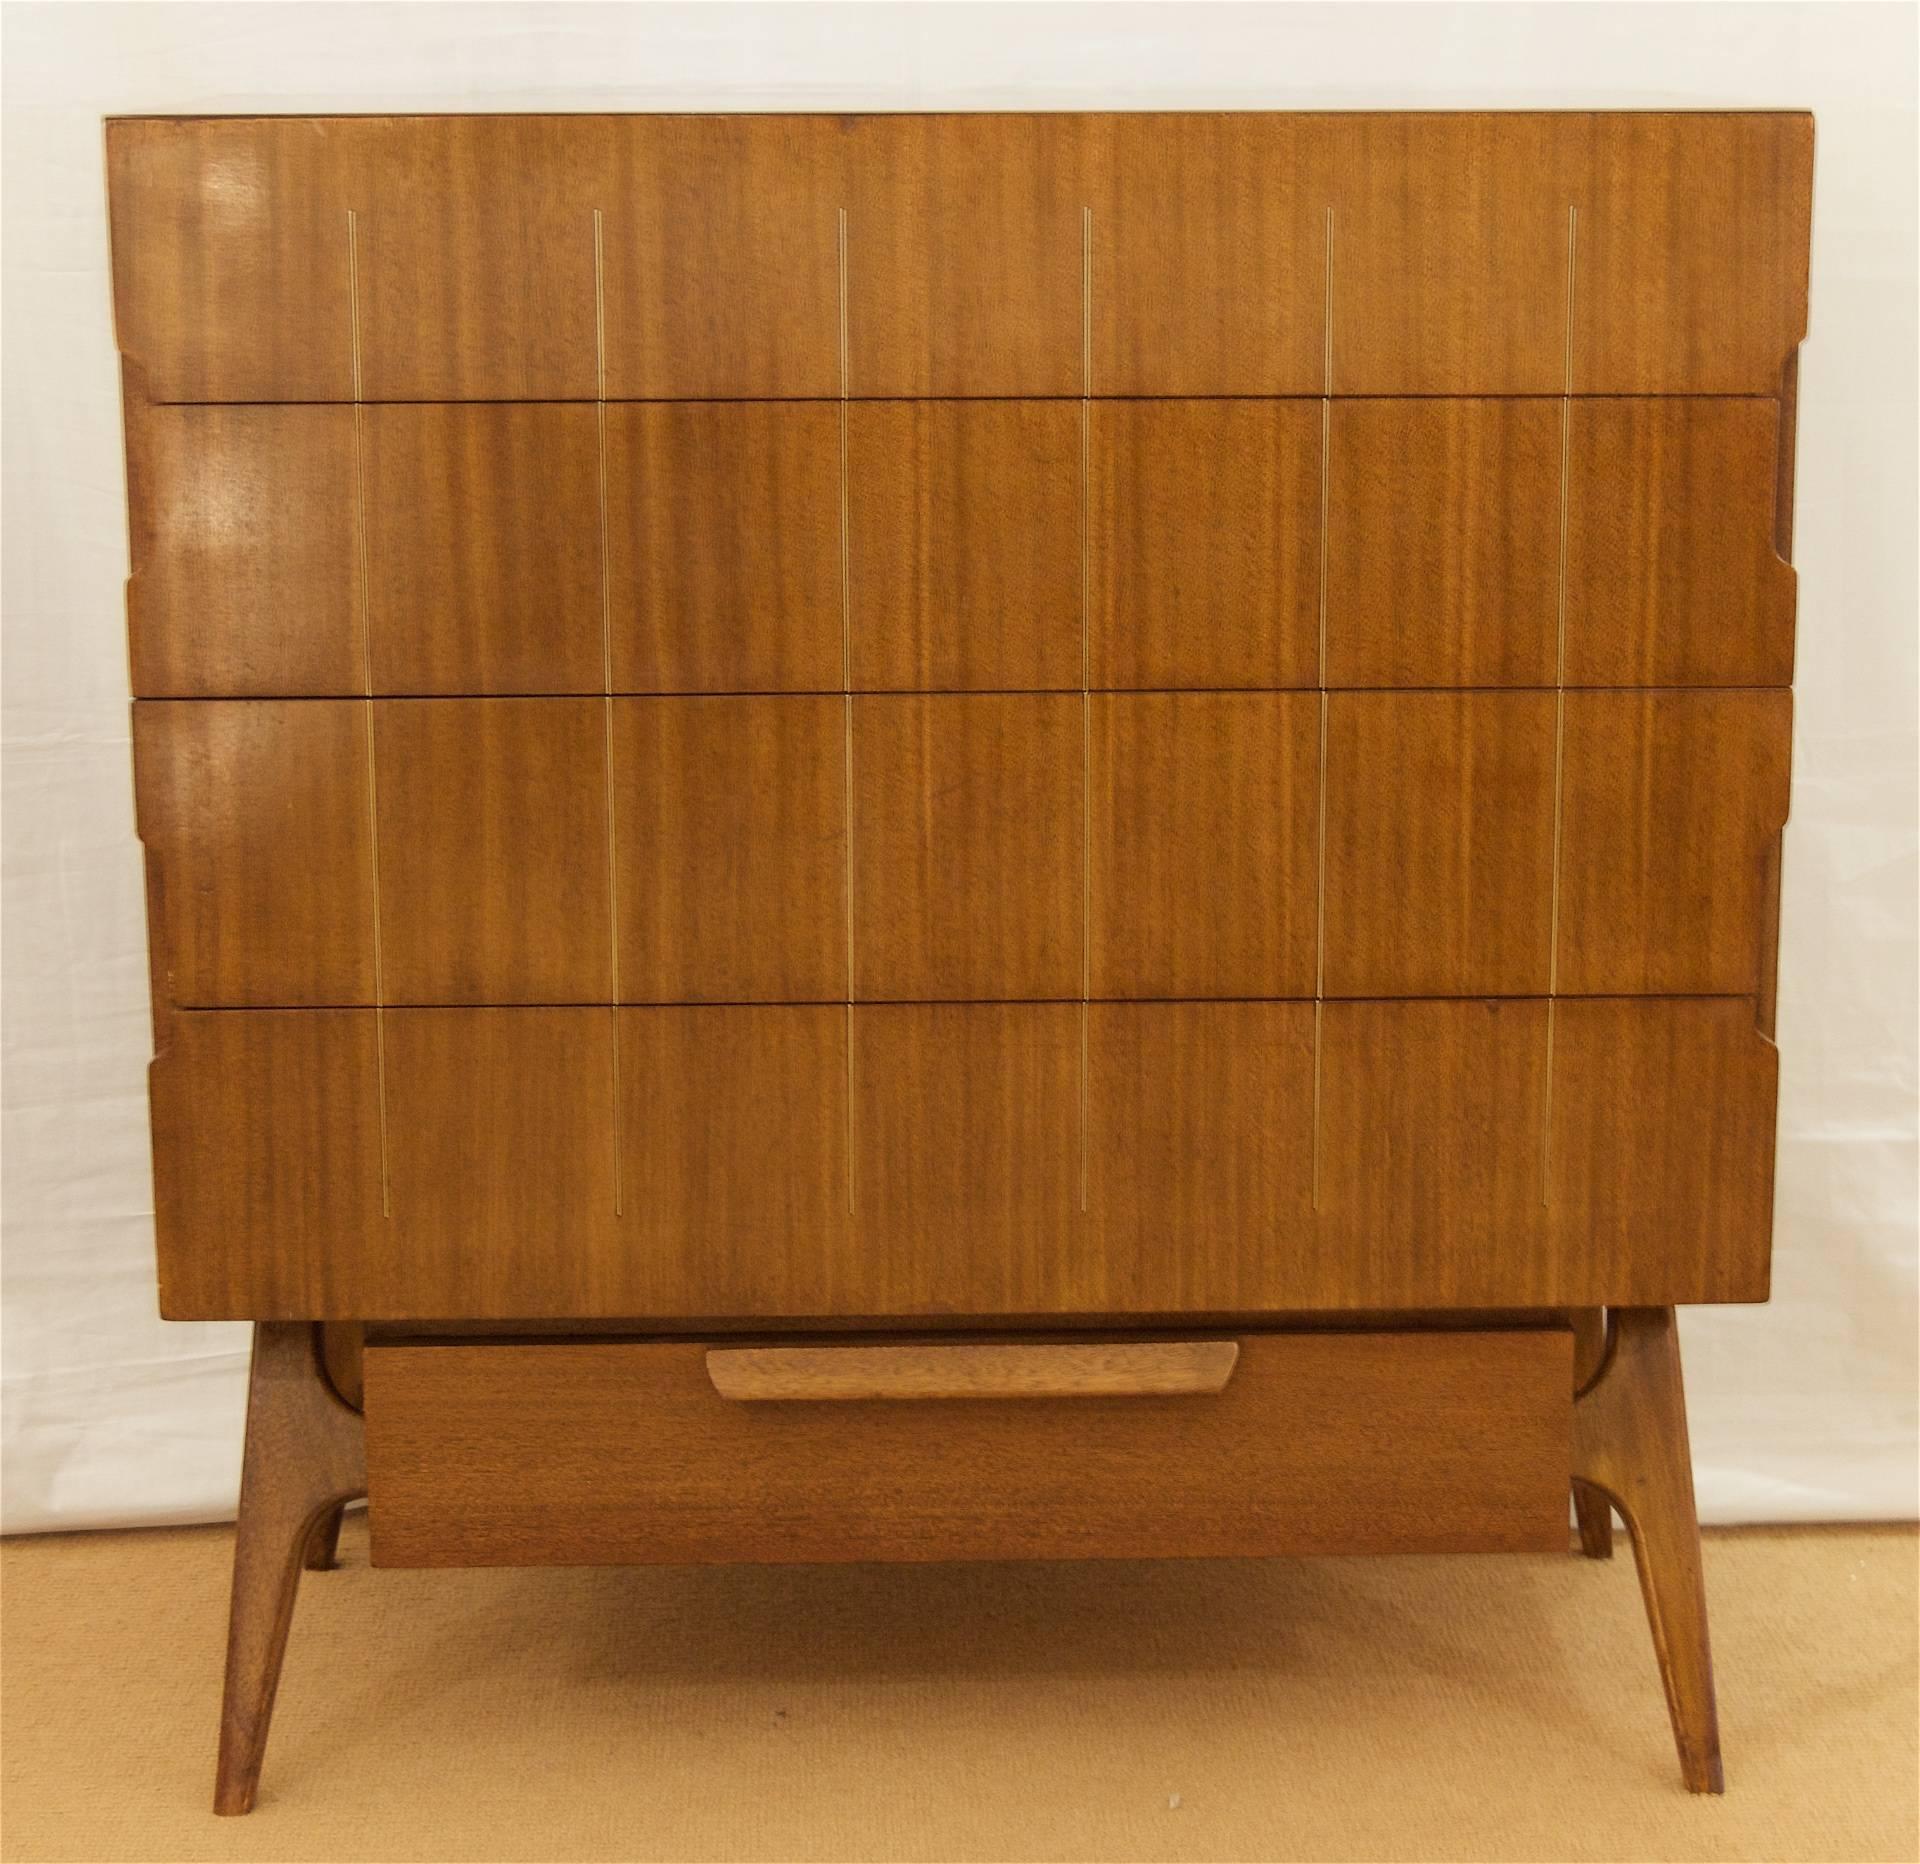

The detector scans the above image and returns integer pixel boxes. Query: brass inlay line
[347,209,390,1218]
[838,206,855,1218]
[1312,207,1333,1211]
[1322,206,1335,398]
[1543,203,1578,1205]
[1079,204,1093,1214]
[594,208,623,1218]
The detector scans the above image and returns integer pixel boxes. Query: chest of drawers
[108,109,1810,1811]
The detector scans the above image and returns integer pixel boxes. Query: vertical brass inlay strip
[595,209,623,1217]
[1079,204,1093,1214]
[1312,206,1333,1212]
[347,209,391,1218]
[839,207,855,1218]
[1543,203,1578,1204]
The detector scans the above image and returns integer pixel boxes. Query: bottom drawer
[364,1329,1572,1567]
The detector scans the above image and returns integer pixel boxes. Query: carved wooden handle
[706,1340,1240,1402]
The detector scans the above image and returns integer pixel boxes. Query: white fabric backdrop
[3,2,1914,1532]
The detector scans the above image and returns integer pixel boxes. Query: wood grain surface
[108,117,356,402]
[846,400,1083,691]
[605,401,843,694]
[151,997,1776,1318]
[1322,692,1558,997]
[118,110,1803,1334]
[134,701,374,1007]
[363,1329,1573,1564]
[1329,114,1571,395]
[1325,398,1561,688]
[850,694,1082,1001]
[1573,113,1815,394]
[848,1003,1085,1310]
[1557,691,1792,996]
[360,403,603,695]
[613,697,846,1002]
[109,113,1812,401]
[704,1338,1241,1401]
[1088,398,1321,689]
[1086,1002,1317,1310]
[845,114,1088,398]
[1090,113,1325,396]
[350,116,601,403]
[617,1007,850,1315]
[601,115,841,400]
[1089,693,1319,998]
[126,403,361,696]
[373,699,611,1004]
[1564,397,1796,685]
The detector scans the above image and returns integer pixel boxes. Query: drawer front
[109,114,1808,402]
[124,399,1793,703]
[150,1000,1775,1319]
[363,1330,1573,1566]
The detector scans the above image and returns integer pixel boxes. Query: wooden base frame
[214,1308,1722,1810]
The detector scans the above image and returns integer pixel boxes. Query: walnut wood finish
[850,694,1082,1001]
[1322,693,1558,998]
[1557,691,1793,996]
[215,1323,366,1816]
[1325,399,1561,688]
[1089,693,1318,998]
[613,697,847,1002]
[1571,1308,1615,1560]
[350,116,601,403]
[373,699,612,1005]
[605,401,843,694]
[1088,398,1321,690]
[364,1330,1573,1565]
[150,997,1775,1319]
[112,111,1806,1806]
[846,400,1083,690]
[360,403,603,695]
[134,701,374,1007]
[846,114,1088,398]
[705,1338,1241,1401]
[1565,398,1796,685]
[125,403,360,696]
[1572,1308,1724,1793]
[111,114,1811,402]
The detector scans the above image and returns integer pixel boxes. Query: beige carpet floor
[2,1521,1914,1863]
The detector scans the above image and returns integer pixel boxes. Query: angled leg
[216,1322,367,1816]
[1570,1308,1615,1558]
[1571,1306,1722,1794]
[304,1503,348,1571]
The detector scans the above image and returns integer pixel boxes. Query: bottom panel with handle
[362,1327,1573,1567]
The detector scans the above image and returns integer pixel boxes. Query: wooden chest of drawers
[108,109,1809,1810]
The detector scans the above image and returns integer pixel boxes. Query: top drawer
[106,112,1812,402]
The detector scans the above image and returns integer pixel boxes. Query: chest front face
[111,110,1806,1325]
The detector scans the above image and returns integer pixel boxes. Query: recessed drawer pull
[705,1340,1240,1402]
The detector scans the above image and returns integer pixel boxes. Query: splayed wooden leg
[1572,1306,1723,1794]
[304,1503,348,1571]
[1571,1308,1615,1558]
[215,1322,366,1816]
